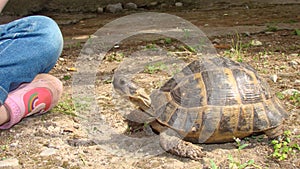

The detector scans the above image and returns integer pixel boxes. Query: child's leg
[0,16,63,129]
[0,105,9,124]
[0,15,63,105]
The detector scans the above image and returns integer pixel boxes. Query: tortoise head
[113,76,156,120]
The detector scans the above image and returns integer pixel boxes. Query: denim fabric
[0,16,63,105]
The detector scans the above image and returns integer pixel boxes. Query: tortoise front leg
[159,131,205,160]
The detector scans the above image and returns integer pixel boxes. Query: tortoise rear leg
[159,131,205,160]
[264,124,284,140]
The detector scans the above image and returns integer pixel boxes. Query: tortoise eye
[119,78,126,85]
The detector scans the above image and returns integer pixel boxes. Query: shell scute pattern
[149,57,287,143]
[237,106,253,132]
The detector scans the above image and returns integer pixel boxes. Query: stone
[124,2,138,10]
[160,3,168,8]
[295,80,300,86]
[106,3,123,13]
[288,60,298,66]
[265,31,274,35]
[0,158,20,168]
[212,38,221,44]
[250,39,263,46]
[270,74,278,83]
[149,2,158,7]
[290,53,299,57]
[97,7,104,13]
[10,141,19,147]
[40,148,57,156]
[175,2,183,7]
[282,89,300,96]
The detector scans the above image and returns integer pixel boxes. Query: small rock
[58,58,65,61]
[244,32,251,36]
[265,31,274,35]
[97,7,104,13]
[212,38,221,44]
[270,74,278,82]
[169,46,176,51]
[72,35,90,40]
[260,55,270,59]
[10,141,19,147]
[251,39,263,46]
[40,148,57,156]
[0,158,19,168]
[106,3,123,13]
[124,2,138,10]
[282,89,300,96]
[149,2,158,6]
[288,60,298,66]
[290,53,299,57]
[114,44,120,49]
[160,3,168,8]
[295,80,300,86]
[175,2,183,7]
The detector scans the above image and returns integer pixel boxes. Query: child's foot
[0,74,63,129]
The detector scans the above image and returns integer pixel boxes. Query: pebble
[149,2,158,6]
[97,7,104,13]
[265,31,274,35]
[244,32,251,36]
[40,148,57,156]
[288,60,298,66]
[251,39,263,46]
[282,89,300,96]
[124,2,138,10]
[290,53,299,57]
[175,2,183,7]
[160,3,168,8]
[58,58,65,61]
[270,74,278,82]
[106,3,123,13]
[0,158,20,168]
[295,80,300,86]
[260,55,270,59]
[212,38,221,44]
[10,141,19,147]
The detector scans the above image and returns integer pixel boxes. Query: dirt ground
[0,1,300,169]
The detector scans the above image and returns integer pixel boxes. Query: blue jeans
[0,16,63,105]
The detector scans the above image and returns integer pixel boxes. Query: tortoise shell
[149,57,287,143]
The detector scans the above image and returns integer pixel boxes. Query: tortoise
[113,56,288,160]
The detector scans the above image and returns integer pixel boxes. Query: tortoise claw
[159,132,205,160]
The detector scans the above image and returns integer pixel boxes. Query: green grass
[63,75,72,81]
[164,38,172,44]
[290,91,300,107]
[145,43,158,50]
[276,92,285,100]
[209,137,262,169]
[144,62,167,74]
[294,29,300,36]
[52,98,77,117]
[266,24,278,32]
[105,52,124,62]
[276,91,300,107]
[271,130,300,161]
[224,33,245,62]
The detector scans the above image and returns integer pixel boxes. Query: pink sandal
[0,74,63,129]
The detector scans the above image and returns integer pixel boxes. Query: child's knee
[35,16,63,51]
[26,16,63,71]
